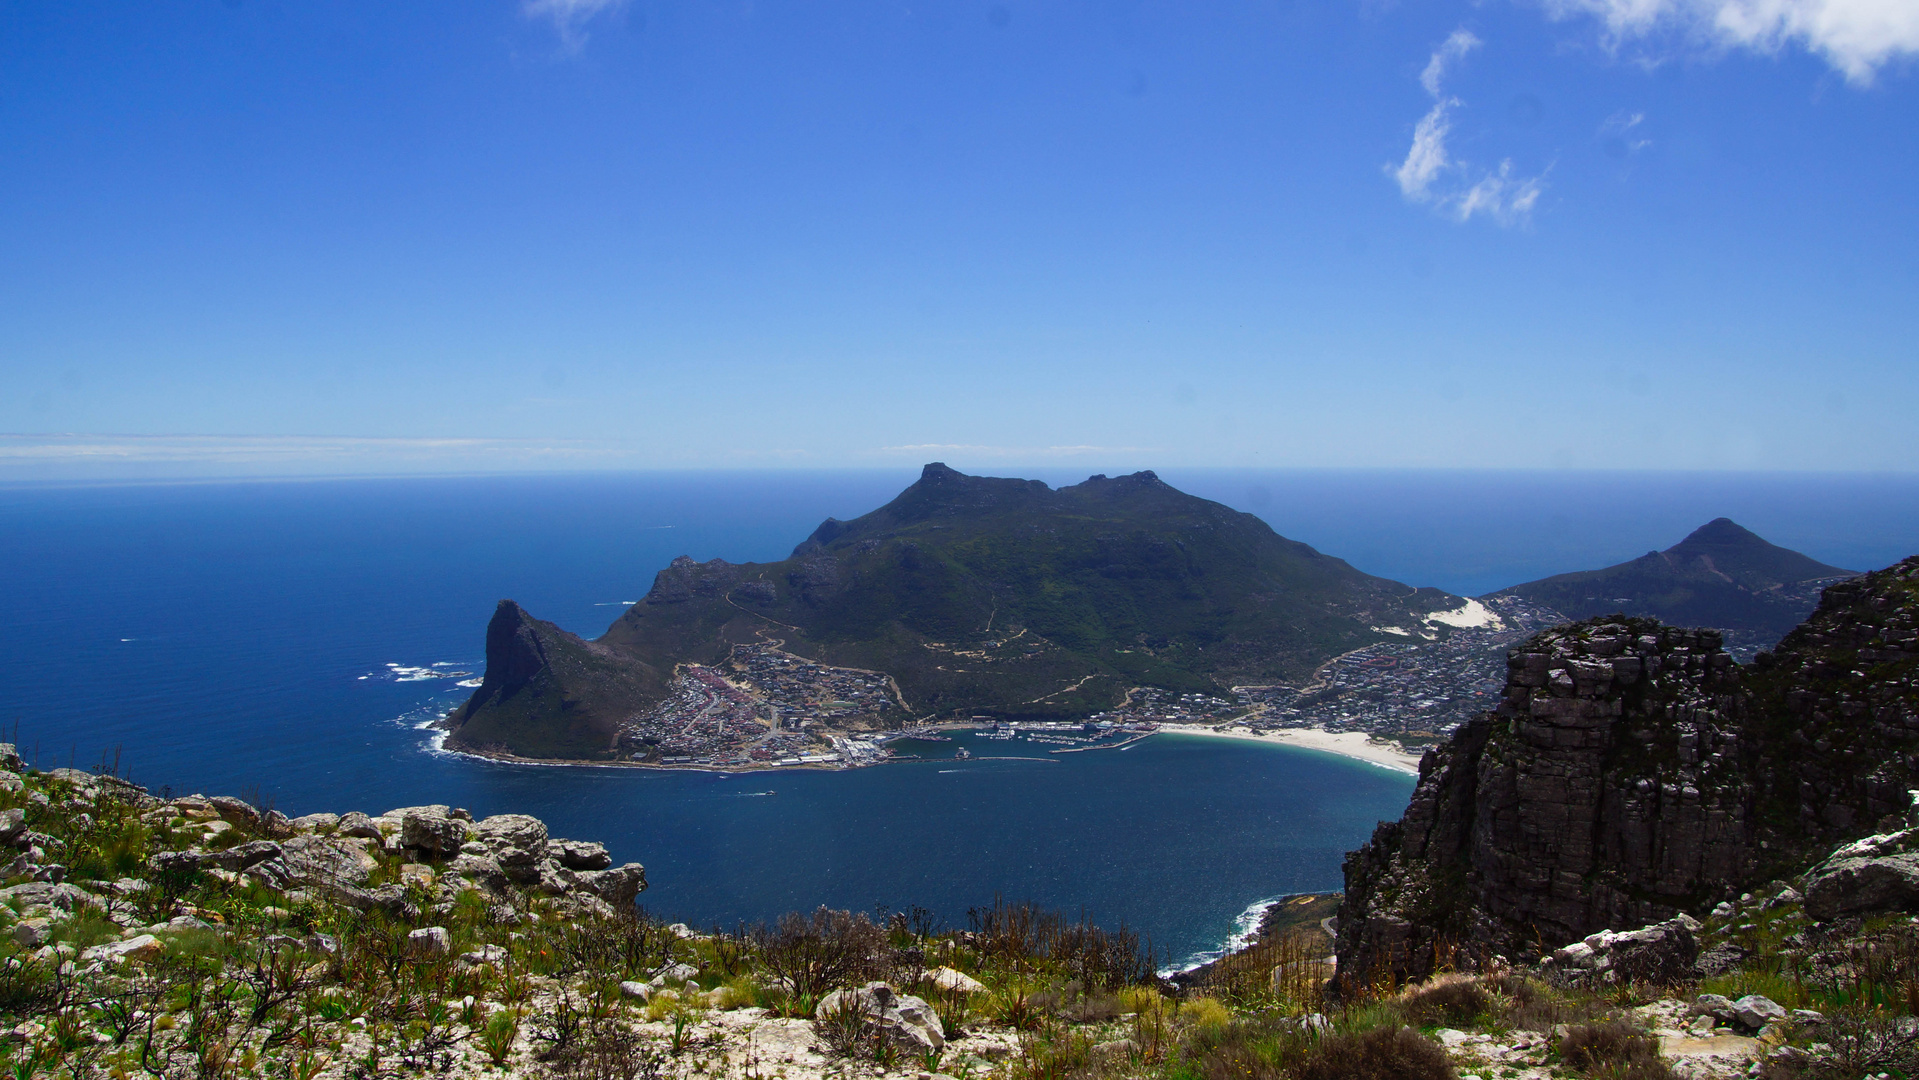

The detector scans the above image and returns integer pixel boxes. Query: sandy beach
[1153,723,1424,775]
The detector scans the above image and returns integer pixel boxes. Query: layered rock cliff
[1337,556,1919,989]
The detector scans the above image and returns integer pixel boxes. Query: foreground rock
[814,982,945,1053]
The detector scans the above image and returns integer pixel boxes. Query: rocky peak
[482,601,550,691]
[1338,557,1919,991]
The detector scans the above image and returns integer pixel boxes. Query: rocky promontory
[1338,555,1919,988]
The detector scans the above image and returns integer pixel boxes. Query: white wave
[120,638,135,643]
[456,678,482,688]
[382,662,474,682]
[1161,895,1291,975]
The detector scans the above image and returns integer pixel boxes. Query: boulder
[1805,850,1919,919]
[337,812,383,840]
[459,944,509,967]
[289,813,340,833]
[927,966,987,994]
[474,814,548,878]
[652,962,700,986]
[11,918,51,948]
[1731,995,1787,1031]
[0,881,100,914]
[81,934,164,965]
[397,806,468,857]
[1546,915,1700,984]
[447,853,509,892]
[620,980,653,1001]
[0,808,25,845]
[207,796,263,830]
[581,862,647,906]
[202,840,283,873]
[548,839,614,871]
[407,926,452,957]
[814,982,944,1053]
[1693,995,1736,1022]
[278,836,377,891]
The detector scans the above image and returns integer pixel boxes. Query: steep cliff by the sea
[1337,555,1919,988]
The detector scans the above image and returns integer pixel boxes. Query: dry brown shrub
[1289,1026,1453,1080]
[1397,975,1489,1028]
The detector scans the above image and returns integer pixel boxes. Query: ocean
[3,468,1914,966]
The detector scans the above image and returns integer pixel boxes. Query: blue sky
[2,0,1914,477]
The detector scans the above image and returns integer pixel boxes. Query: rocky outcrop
[442,600,665,761]
[1338,557,1919,989]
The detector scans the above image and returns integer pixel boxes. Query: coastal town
[1230,594,1571,755]
[615,642,903,768]
[608,596,1573,770]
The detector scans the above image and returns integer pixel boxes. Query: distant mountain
[445,463,1466,760]
[1485,518,1856,646]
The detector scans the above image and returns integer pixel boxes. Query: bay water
[3,469,1914,965]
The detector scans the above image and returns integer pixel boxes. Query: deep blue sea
[3,469,1915,966]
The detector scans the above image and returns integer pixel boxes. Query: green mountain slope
[445,464,1463,760]
[1486,517,1856,644]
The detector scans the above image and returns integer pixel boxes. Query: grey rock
[1693,994,1736,1021]
[548,839,613,871]
[447,852,508,892]
[1805,851,1919,919]
[11,918,51,948]
[289,812,340,833]
[407,926,452,956]
[207,796,262,830]
[337,812,382,839]
[202,839,283,872]
[620,980,653,1001]
[652,962,699,985]
[1547,916,1699,984]
[474,814,548,878]
[581,862,647,906]
[1732,995,1787,1030]
[459,944,509,967]
[815,982,944,1053]
[278,836,377,890]
[0,808,25,845]
[397,806,468,856]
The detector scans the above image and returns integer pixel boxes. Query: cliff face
[1338,556,1919,989]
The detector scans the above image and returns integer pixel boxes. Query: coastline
[1152,723,1424,775]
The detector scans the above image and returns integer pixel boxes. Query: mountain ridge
[1485,516,1855,649]
[444,464,1465,760]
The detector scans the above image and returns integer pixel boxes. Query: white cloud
[1394,100,1457,199]
[1599,110,1654,156]
[1389,31,1547,227]
[1539,0,1919,83]
[1452,161,1545,224]
[1421,29,1484,96]
[523,0,625,52]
